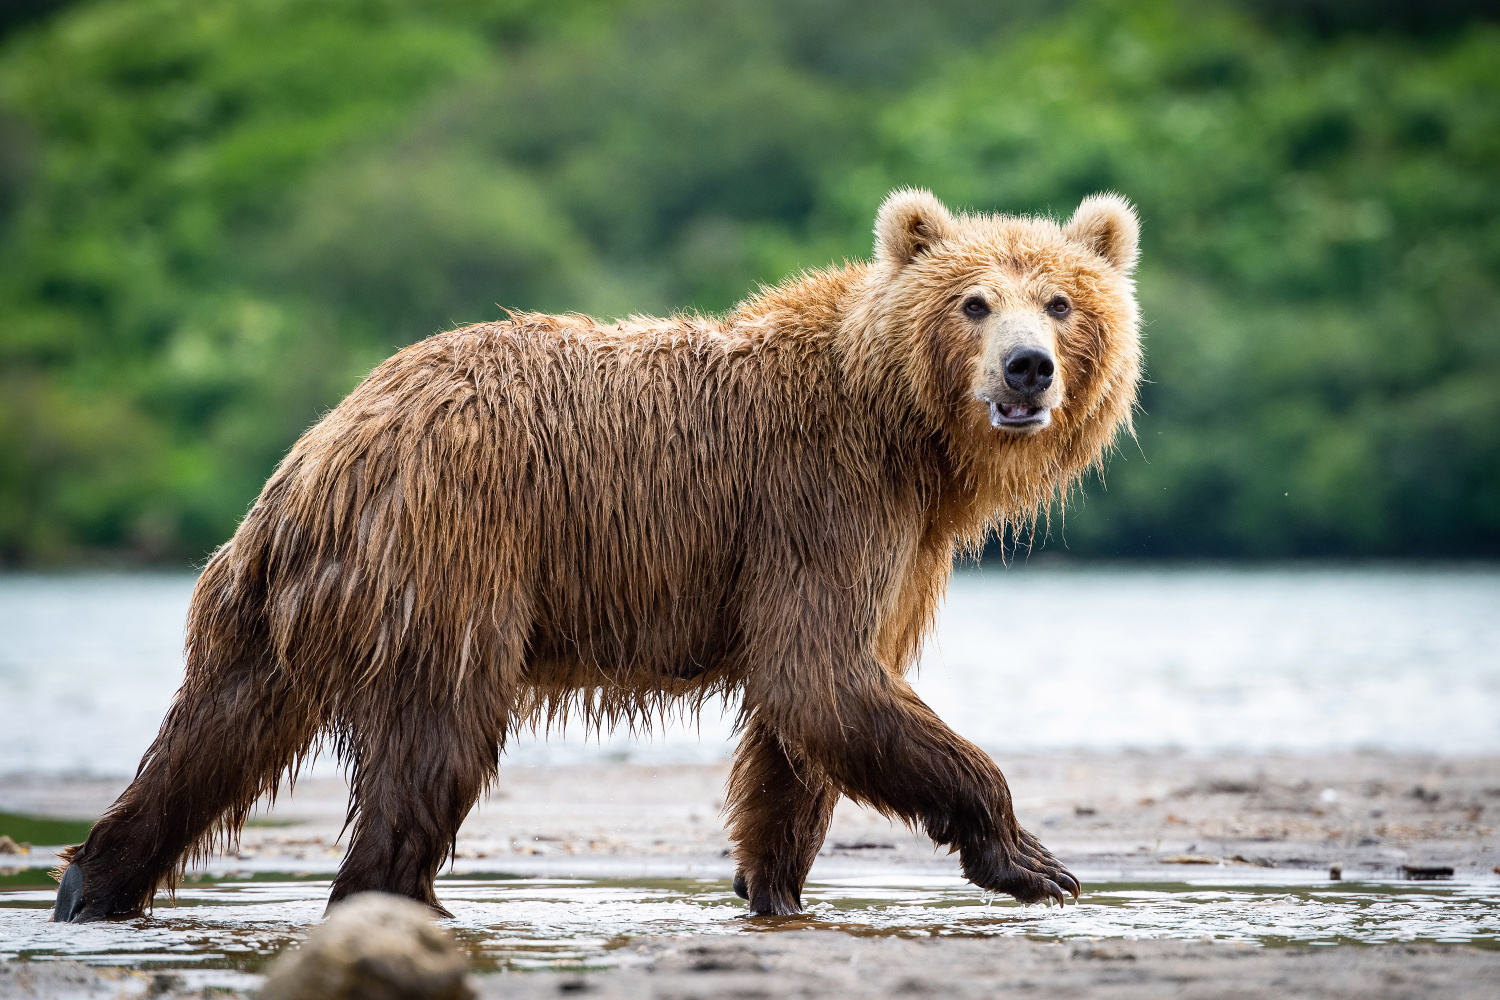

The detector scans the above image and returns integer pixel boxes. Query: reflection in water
[2,873,1497,981]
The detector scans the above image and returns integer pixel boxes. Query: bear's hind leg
[329,681,506,917]
[55,650,317,922]
[726,718,838,916]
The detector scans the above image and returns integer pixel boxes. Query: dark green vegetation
[0,811,93,847]
[0,868,60,889]
[0,0,1496,562]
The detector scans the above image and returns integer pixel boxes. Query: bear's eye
[962,297,990,318]
[1046,295,1072,319]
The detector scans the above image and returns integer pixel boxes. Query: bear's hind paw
[51,864,88,923]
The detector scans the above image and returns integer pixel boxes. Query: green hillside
[1,0,1495,561]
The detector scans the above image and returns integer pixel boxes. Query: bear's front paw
[961,831,1081,906]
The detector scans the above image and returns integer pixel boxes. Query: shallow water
[2,872,1497,983]
[2,567,1498,775]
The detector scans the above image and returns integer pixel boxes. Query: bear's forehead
[951,215,1073,259]
[936,238,1092,284]
[932,224,1096,285]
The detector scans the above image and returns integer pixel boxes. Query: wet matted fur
[55,189,1141,921]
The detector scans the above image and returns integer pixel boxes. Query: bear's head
[849,188,1142,522]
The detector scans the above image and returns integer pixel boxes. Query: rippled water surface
[2,567,1498,774]
[2,872,1498,980]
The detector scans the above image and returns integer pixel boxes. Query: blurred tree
[410,0,1062,312]
[0,0,569,559]
[1247,0,1500,37]
[0,0,83,40]
[0,0,1495,562]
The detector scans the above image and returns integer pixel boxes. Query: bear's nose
[1003,347,1055,395]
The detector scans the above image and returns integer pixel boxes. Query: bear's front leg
[752,664,1079,908]
[725,718,838,915]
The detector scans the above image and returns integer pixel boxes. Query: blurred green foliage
[0,0,1495,562]
[0,810,93,845]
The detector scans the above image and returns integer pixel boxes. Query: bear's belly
[522,585,745,693]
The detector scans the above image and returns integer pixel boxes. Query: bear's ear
[874,188,956,268]
[1064,193,1140,273]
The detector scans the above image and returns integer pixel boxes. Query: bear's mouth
[989,401,1051,430]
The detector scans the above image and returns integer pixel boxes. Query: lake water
[1,872,1497,979]
[1,566,1497,776]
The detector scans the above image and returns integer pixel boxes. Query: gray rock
[259,893,472,1000]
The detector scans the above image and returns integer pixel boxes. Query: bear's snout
[1003,347,1055,395]
[978,345,1060,433]
[973,308,1065,434]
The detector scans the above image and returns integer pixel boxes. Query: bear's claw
[1018,828,1081,900]
[1052,870,1082,899]
[962,828,1083,907]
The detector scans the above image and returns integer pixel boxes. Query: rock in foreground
[259,893,471,1000]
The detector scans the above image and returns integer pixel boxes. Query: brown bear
[53,188,1141,922]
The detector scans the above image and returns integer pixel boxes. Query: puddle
[2,870,1497,984]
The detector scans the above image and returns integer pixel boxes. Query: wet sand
[4,935,1498,999]
[489,934,1500,1000]
[2,751,1498,996]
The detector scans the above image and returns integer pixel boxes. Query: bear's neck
[733,264,1003,556]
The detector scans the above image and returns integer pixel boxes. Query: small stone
[149,972,186,995]
[259,892,472,1000]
